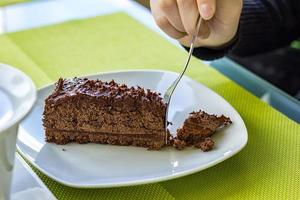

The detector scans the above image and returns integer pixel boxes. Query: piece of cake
[174,110,232,151]
[43,78,167,150]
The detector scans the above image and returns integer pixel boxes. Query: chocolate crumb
[194,138,215,151]
[175,110,231,151]
[173,139,186,150]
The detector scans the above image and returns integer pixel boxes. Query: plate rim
[17,69,248,188]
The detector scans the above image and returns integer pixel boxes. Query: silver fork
[163,16,203,142]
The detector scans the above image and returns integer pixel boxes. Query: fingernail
[200,4,212,20]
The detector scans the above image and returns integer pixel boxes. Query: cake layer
[177,110,232,145]
[43,78,166,149]
[44,100,164,133]
[171,111,231,151]
[43,78,166,141]
[45,129,165,150]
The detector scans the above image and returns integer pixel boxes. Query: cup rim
[0,63,37,133]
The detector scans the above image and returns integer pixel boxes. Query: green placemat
[0,13,299,200]
[0,0,29,6]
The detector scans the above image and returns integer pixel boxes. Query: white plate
[11,155,56,200]
[17,70,247,188]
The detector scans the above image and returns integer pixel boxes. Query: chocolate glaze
[187,110,232,130]
[46,77,166,115]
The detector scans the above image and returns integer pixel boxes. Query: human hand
[150,0,243,48]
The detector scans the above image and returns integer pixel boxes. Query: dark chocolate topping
[187,110,232,130]
[46,77,166,114]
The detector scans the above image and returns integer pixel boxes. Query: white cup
[0,64,36,200]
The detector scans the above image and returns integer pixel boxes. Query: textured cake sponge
[43,78,166,150]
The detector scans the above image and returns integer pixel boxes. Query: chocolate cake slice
[43,78,166,150]
[174,110,232,151]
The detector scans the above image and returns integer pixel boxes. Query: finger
[198,20,211,39]
[177,0,199,35]
[155,16,186,39]
[179,22,211,47]
[151,0,186,39]
[179,35,202,47]
[196,0,216,20]
[158,0,186,32]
